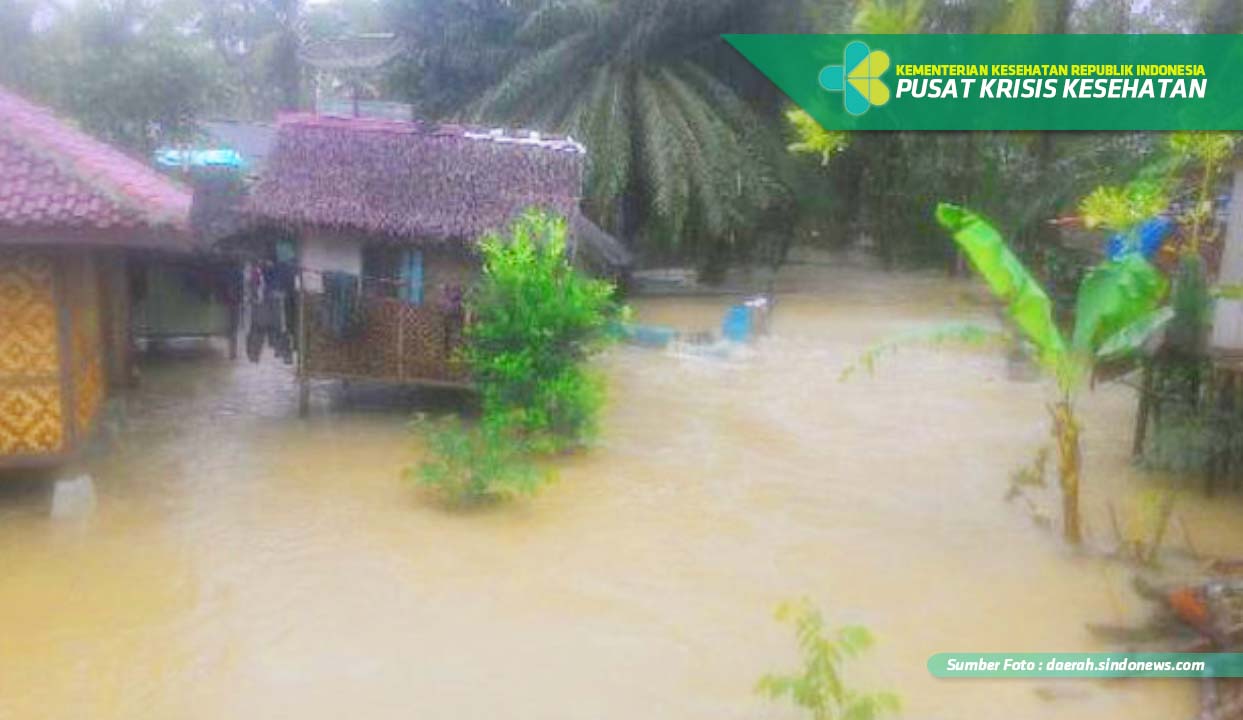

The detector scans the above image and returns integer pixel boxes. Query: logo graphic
[819,40,891,115]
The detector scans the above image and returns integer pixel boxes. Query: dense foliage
[411,209,618,505]
[409,416,547,505]
[465,209,619,451]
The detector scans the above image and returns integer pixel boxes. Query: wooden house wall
[302,248,474,386]
[0,249,65,458]
[97,251,133,389]
[64,252,105,440]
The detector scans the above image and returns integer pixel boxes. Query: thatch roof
[0,85,192,248]
[249,114,586,242]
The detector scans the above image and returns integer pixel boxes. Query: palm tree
[469,0,789,262]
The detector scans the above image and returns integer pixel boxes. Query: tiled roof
[0,85,192,242]
[250,114,586,242]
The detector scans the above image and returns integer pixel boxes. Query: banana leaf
[935,203,1067,371]
[1070,253,1168,354]
[1095,306,1175,361]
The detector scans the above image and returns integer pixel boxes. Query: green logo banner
[928,653,1243,678]
[723,34,1243,130]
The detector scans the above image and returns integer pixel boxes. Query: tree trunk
[1051,399,1083,545]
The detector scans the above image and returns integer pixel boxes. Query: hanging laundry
[245,260,296,364]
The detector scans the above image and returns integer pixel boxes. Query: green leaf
[934,204,1067,371]
[1095,306,1175,361]
[839,322,1006,382]
[1071,254,1168,354]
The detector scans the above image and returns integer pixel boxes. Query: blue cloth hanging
[1106,217,1173,261]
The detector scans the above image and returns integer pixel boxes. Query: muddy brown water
[2,263,1241,719]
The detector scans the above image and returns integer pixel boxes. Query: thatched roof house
[248,115,629,272]
[243,113,629,402]
[0,85,193,467]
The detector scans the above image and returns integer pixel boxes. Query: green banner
[928,653,1243,678]
[723,34,1243,130]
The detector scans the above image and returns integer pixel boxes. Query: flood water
[2,262,1242,719]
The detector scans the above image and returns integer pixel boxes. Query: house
[246,114,630,413]
[0,86,193,468]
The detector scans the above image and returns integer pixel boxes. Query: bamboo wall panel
[0,250,64,455]
[304,294,467,384]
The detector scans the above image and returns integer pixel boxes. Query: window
[362,246,423,305]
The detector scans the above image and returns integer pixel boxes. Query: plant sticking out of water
[844,204,1169,545]
[407,416,551,506]
[757,599,900,720]
[936,204,1171,545]
[1109,488,1179,566]
[465,208,620,453]
[409,209,619,505]
[1006,446,1053,529]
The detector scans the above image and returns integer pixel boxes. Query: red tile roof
[0,86,192,246]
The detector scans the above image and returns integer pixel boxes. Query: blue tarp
[722,305,752,343]
[1106,217,1173,261]
[153,148,247,170]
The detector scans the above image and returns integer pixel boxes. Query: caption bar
[928,653,1243,678]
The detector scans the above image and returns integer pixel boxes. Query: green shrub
[465,208,619,451]
[757,599,900,720]
[407,416,548,506]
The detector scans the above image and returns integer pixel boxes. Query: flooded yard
[2,264,1241,719]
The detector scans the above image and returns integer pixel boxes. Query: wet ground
[2,262,1241,719]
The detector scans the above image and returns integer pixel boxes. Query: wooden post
[227,257,240,362]
[297,268,310,418]
[396,307,405,383]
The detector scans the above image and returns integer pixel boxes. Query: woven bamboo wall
[304,294,467,385]
[0,250,64,456]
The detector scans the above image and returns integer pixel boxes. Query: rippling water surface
[2,263,1240,719]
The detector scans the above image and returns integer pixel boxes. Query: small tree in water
[757,599,900,720]
[411,209,619,505]
[934,204,1169,545]
[466,208,620,451]
[844,204,1170,544]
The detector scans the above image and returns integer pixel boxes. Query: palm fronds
[469,0,789,261]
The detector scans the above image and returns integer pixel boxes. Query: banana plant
[935,203,1169,545]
